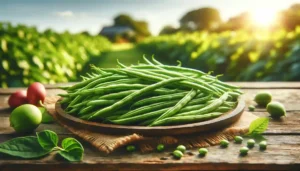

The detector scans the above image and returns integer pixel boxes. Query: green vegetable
[240,147,249,155]
[234,136,243,144]
[59,58,242,126]
[173,150,183,159]
[126,145,136,152]
[10,104,42,133]
[220,139,229,148]
[248,105,255,111]
[266,101,286,118]
[85,78,184,120]
[198,148,208,156]
[156,144,165,152]
[259,141,267,150]
[152,89,198,124]
[176,145,186,153]
[0,130,84,162]
[58,138,84,162]
[247,139,255,148]
[254,91,272,106]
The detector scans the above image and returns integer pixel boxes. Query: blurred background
[1,0,300,87]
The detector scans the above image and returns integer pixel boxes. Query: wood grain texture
[0,82,300,170]
[0,135,299,170]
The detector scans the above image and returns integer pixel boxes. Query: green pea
[247,139,255,148]
[267,101,286,118]
[234,136,243,144]
[173,150,183,159]
[157,144,165,152]
[198,148,208,156]
[126,145,136,152]
[240,147,249,155]
[259,141,267,150]
[176,145,186,153]
[254,91,272,107]
[220,139,229,148]
[248,105,255,111]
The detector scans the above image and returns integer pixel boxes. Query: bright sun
[250,9,277,27]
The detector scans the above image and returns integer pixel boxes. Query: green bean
[119,99,179,119]
[176,92,229,116]
[131,92,187,108]
[72,84,146,97]
[78,106,95,116]
[67,73,112,91]
[138,118,155,126]
[87,99,118,106]
[99,90,137,100]
[80,75,128,90]
[94,78,143,88]
[110,108,169,125]
[140,57,222,94]
[84,78,185,120]
[215,106,232,113]
[152,89,198,124]
[150,112,223,126]
[132,64,239,89]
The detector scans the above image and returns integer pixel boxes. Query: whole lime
[267,101,286,118]
[39,107,54,123]
[254,91,272,107]
[10,104,42,133]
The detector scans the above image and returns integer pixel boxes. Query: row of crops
[0,22,111,87]
[138,28,300,81]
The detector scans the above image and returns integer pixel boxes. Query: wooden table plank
[0,135,299,170]
[1,83,300,170]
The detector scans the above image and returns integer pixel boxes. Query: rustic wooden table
[0,82,300,171]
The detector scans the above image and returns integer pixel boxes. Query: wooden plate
[55,99,245,136]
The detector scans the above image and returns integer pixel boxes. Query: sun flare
[250,9,277,27]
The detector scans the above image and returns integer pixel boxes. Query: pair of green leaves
[245,117,269,141]
[0,130,84,162]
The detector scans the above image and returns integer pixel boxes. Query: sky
[0,0,299,35]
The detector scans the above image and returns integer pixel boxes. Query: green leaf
[58,138,84,162]
[247,117,269,135]
[0,136,51,159]
[36,130,58,151]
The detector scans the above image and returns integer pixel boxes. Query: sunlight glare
[250,9,277,27]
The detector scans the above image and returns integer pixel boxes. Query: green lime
[254,91,272,107]
[10,104,42,133]
[267,101,286,118]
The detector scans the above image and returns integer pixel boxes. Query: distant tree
[179,7,222,31]
[217,12,252,31]
[159,25,178,35]
[114,14,151,36]
[278,4,300,30]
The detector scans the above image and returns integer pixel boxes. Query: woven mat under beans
[45,96,258,154]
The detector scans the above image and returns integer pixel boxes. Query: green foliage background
[138,28,300,81]
[0,22,111,87]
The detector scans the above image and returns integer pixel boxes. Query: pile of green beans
[59,57,242,126]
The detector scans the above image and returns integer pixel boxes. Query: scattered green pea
[220,139,229,148]
[126,145,136,152]
[248,105,255,111]
[240,147,249,155]
[247,139,255,148]
[198,148,208,156]
[267,101,286,118]
[234,136,243,144]
[173,150,183,159]
[157,144,165,152]
[176,145,186,153]
[259,141,267,150]
[254,91,272,107]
